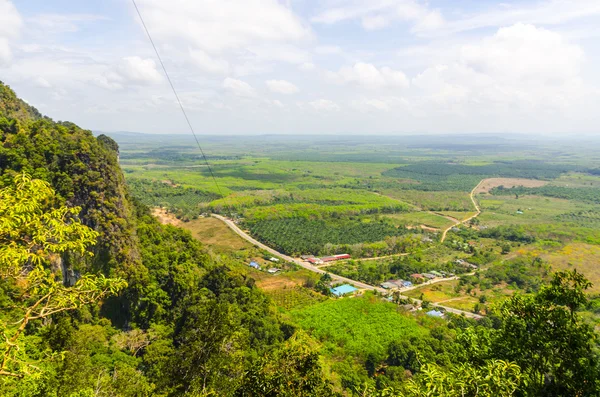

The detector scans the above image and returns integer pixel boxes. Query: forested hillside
[0,81,331,395]
[2,80,600,397]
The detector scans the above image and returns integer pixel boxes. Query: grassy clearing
[175,216,252,254]
[382,190,473,211]
[437,211,478,221]
[513,243,600,293]
[405,280,514,313]
[265,287,328,310]
[253,269,320,291]
[552,173,600,188]
[384,212,454,229]
[478,195,596,227]
[290,293,428,358]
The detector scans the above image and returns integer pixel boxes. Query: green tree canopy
[0,174,126,379]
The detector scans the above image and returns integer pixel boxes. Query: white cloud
[92,73,124,91]
[312,0,444,33]
[189,49,230,74]
[223,77,256,97]
[0,39,11,65]
[266,79,299,94]
[245,43,311,65]
[460,23,583,84]
[351,96,410,112]
[132,0,312,81]
[1,0,600,135]
[410,23,588,113]
[352,98,390,111]
[27,14,108,34]
[309,99,340,111]
[115,56,163,85]
[19,55,163,91]
[315,45,342,55]
[299,62,316,71]
[136,0,311,53]
[0,0,22,39]
[437,0,600,37]
[33,76,52,88]
[0,0,22,65]
[330,62,409,89]
[361,15,389,30]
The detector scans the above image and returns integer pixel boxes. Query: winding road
[439,179,484,242]
[211,214,482,319]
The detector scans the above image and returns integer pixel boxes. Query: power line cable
[131,0,225,202]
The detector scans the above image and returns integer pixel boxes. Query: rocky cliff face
[0,81,140,277]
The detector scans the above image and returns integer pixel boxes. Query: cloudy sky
[1,0,599,135]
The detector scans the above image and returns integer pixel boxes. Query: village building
[320,254,351,262]
[381,282,397,289]
[330,284,358,297]
[426,310,444,318]
[248,261,260,270]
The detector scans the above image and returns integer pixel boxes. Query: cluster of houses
[380,279,413,289]
[381,270,455,289]
[455,259,478,270]
[302,253,351,265]
[247,257,282,274]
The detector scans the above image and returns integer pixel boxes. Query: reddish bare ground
[152,207,182,226]
[475,178,548,194]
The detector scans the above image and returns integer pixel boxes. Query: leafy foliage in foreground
[0,81,139,276]
[236,333,335,397]
[0,174,126,379]
[351,270,600,396]
[364,360,522,397]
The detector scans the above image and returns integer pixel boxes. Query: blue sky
[1,0,599,135]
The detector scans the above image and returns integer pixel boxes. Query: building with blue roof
[330,284,358,297]
[426,310,444,318]
[248,261,260,270]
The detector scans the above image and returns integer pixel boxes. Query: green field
[113,133,600,317]
[289,294,429,358]
[384,211,455,229]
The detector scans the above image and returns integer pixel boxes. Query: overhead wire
[130,0,226,205]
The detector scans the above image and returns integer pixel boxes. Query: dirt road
[439,179,484,242]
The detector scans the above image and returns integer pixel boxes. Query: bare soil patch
[152,207,182,226]
[152,208,251,253]
[475,178,548,194]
